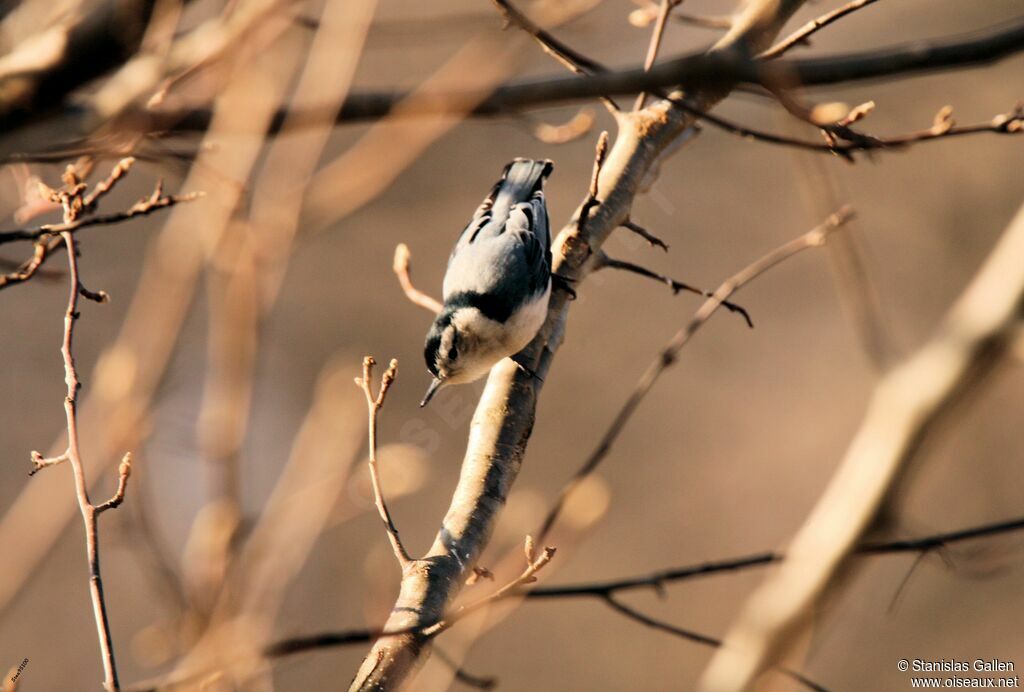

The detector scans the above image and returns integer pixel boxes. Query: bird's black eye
[448,346,458,361]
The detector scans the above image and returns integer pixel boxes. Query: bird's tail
[492,158,553,212]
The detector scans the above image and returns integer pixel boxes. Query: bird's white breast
[503,282,551,354]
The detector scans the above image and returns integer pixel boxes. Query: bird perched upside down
[421,158,555,407]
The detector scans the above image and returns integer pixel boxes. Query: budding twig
[356,357,411,568]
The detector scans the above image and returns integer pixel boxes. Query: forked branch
[355,357,411,569]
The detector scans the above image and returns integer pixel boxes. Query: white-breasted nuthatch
[421,158,555,407]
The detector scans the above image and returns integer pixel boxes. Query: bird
[421,158,555,407]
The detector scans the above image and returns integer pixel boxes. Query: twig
[82,157,136,211]
[597,253,753,327]
[491,0,604,75]
[95,454,133,514]
[635,0,681,110]
[38,178,132,690]
[349,5,817,686]
[147,512,1024,692]
[530,514,1024,599]
[530,107,596,144]
[699,201,1024,691]
[760,0,882,60]
[629,2,732,30]
[425,537,556,637]
[536,207,854,546]
[600,596,830,690]
[0,186,203,246]
[356,357,411,568]
[0,169,200,293]
[672,97,1024,160]
[491,0,619,113]
[621,219,669,251]
[393,244,442,314]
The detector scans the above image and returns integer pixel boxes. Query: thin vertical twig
[27,167,141,692]
[61,227,127,692]
[635,0,680,110]
[356,357,411,568]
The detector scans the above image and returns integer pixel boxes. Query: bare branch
[356,357,411,569]
[621,219,669,251]
[760,0,882,60]
[139,17,1024,128]
[530,107,597,144]
[491,0,620,113]
[393,243,442,314]
[634,0,682,109]
[95,454,133,514]
[536,208,854,546]
[700,201,1024,691]
[425,539,556,638]
[349,4,814,686]
[44,209,124,688]
[491,0,606,75]
[82,157,136,212]
[530,514,1024,599]
[141,512,1024,692]
[596,253,753,327]
[0,187,203,247]
[29,450,69,476]
[672,97,1024,159]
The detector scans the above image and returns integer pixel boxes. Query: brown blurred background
[1,0,1023,689]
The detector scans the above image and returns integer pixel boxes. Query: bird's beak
[420,377,444,408]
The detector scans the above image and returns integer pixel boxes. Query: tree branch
[537,208,853,546]
[529,514,1024,599]
[392,243,442,314]
[138,17,1024,129]
[30,172,138,691]
[596,252,753,327]
[699,201,1024,691]
[347,2,811,688]
[356,357,411,569]
[136,512,1024,692]
[760,0,882,60]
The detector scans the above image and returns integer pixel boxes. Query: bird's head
[421,310,494,406]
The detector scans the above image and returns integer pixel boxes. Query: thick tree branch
[136,16,1024,130]
[699,201,1024,691]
